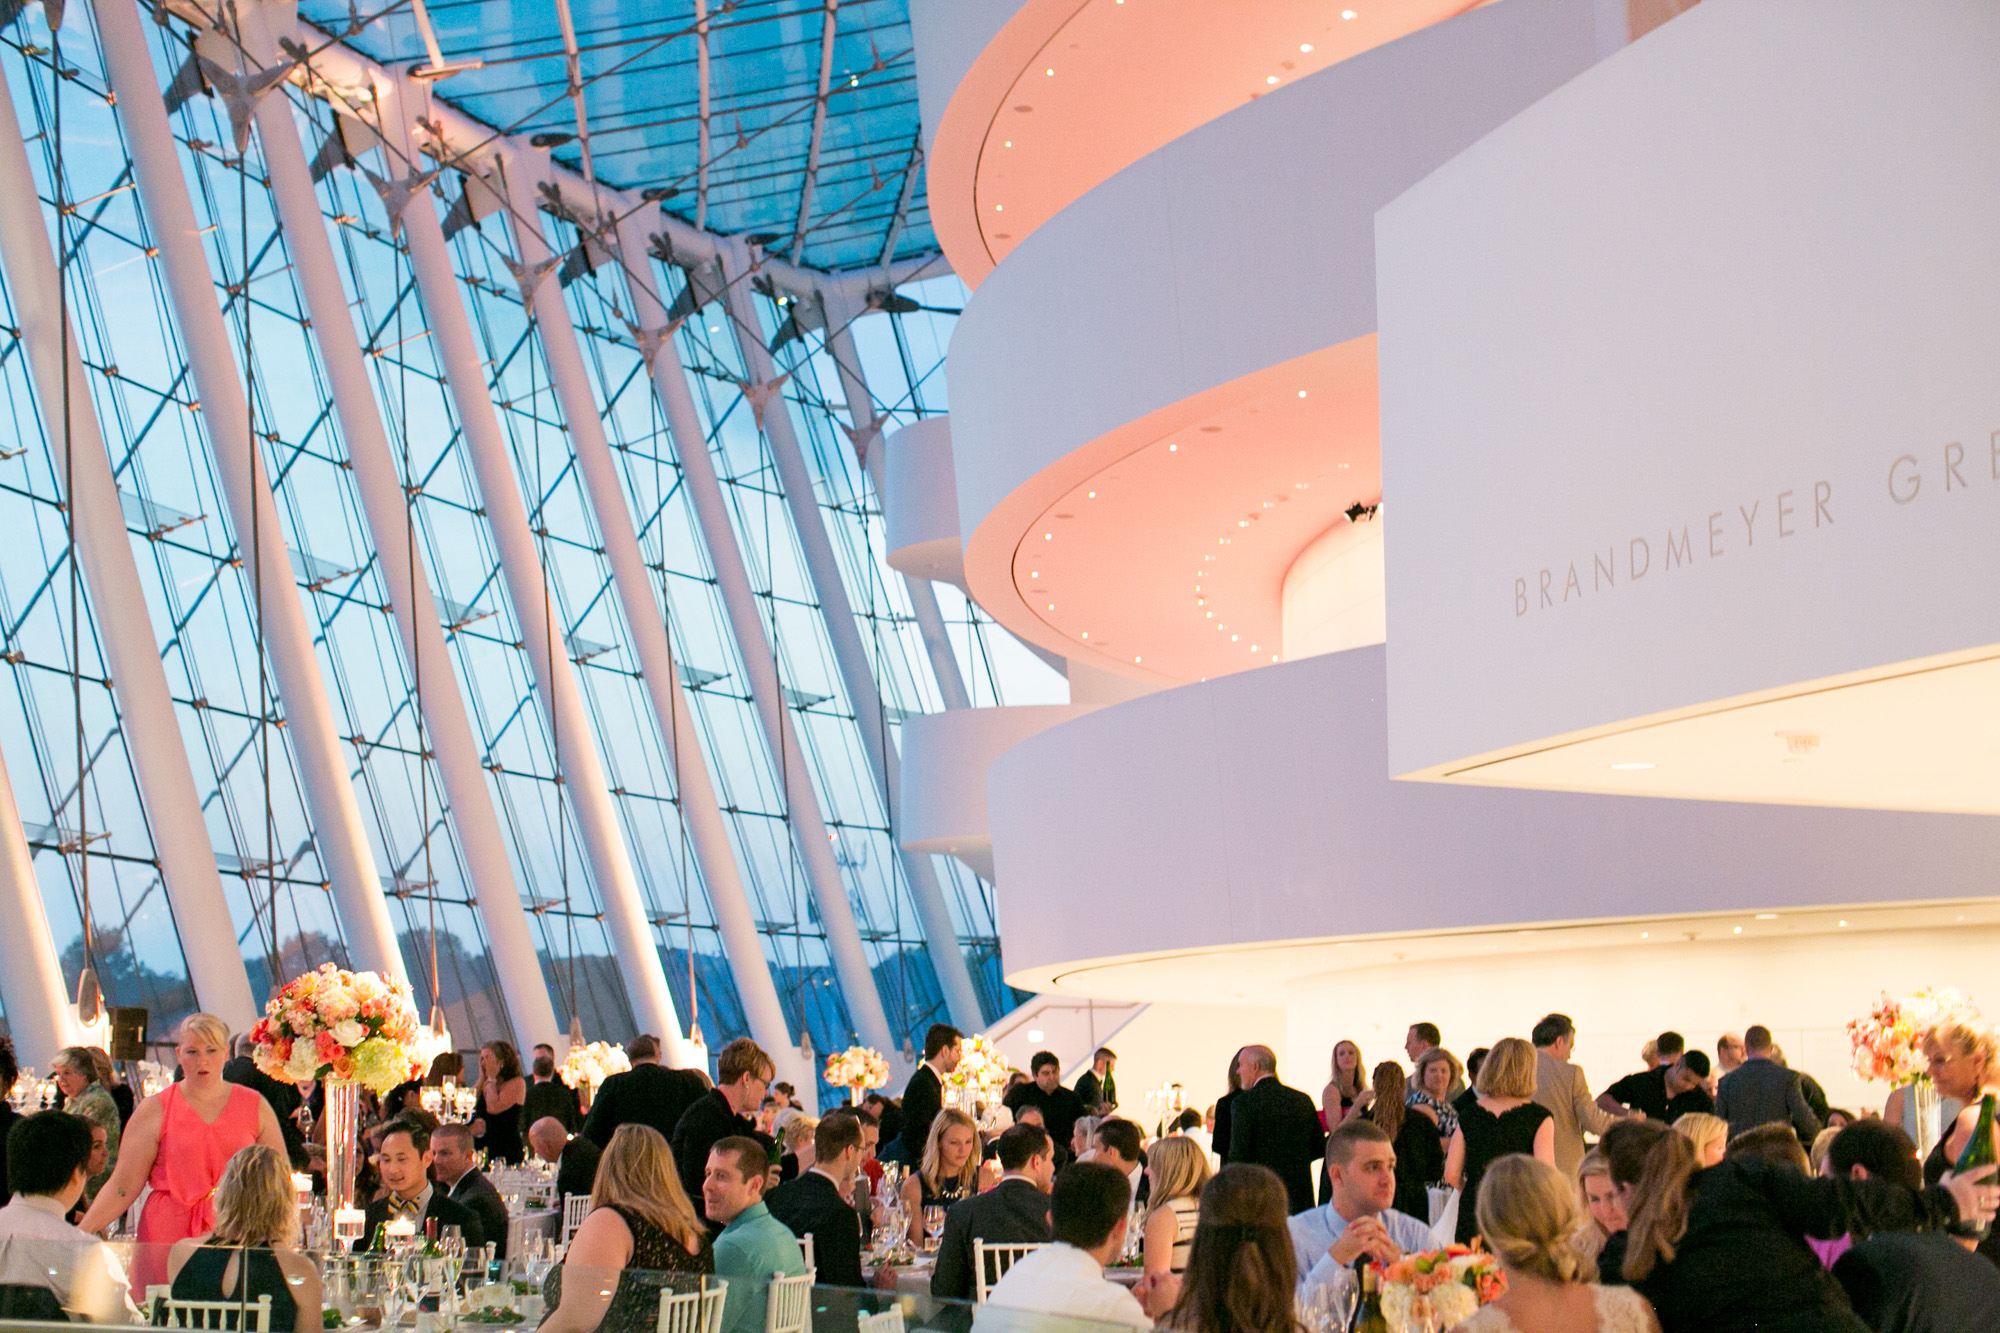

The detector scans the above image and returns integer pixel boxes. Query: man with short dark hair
[1598,1031,1691,1124]
[1533,1014,1623,1176]
[1829,1121,2000,1332]
[1663,1051,1716,1122]
[359,1116,485,1250]
[0,1112,134,1322]
[431,1122,510,1257]
[1075,1048,1118,1115]
[1092,1118,1149,1206]
[898,1024,962,1166]
[932,1122,1055,1300]
[1715,1025,1819,1145]
[527,1116,600,1203]
[674,1039,776,1227]
[983,1161,1170,1326]
[1003,1052,1085,1163]
[224,1033,306,1167]
[524,1046,581,1133]
[584,1033,706,1149]
[1404,1023,1441,1063]
[1226,1045,1325,1214]
[765,1111,866,1288]
[705,1137,805,1333]
[1290,1120,1432,1305]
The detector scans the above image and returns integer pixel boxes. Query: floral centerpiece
[943,1034,1011,1112]
[249,963,425,1094]
[1848,987,1977,1155]
[1376,1246,1504,1332]
[563,1040,631,1096]
[824,1046,891,1104]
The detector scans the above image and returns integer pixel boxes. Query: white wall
[1282,513,1386,662]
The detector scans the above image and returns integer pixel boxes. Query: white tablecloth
[507,1209,557,1258]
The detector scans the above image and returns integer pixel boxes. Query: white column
[0,742,82,1068]
[90,0,405,983]
[720,254,985,1032]
[232,5,558,1047]
[616,231,896,1056]
[821,306,973,713]
[462,148,688,1058]
[0,51,259,1029]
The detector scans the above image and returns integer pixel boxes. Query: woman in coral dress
[78,1013,289,1289]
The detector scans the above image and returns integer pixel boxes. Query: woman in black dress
[472,1040,528,1165]
[167,1145,323,1333]
[540,1125,713,1333]
[1919,1012,2000,1266]
[1444,1037,1555,1244]
[1366,1062,1442,1222]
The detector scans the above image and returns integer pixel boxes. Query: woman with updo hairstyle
[168,1145,323,1333]
[1458,1154,1659,1333]
[1163,1164,1296,1333]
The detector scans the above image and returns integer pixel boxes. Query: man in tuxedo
[582,1034,707,1148]
[1093,1119,1149,1207]
[931,1123,1055,1300]
[1227,1045,1325,1214]
[223,1034,305,1167]
[1074,1048,1118,1115]
[897,1024,962,1166]
[765,1110,866,1289]
[523,1047,581,1134]
[431,1123,511,1257]
[1004,1053,1086,1166]
[528,1116,601,1204]
[1830,1122,2000,1332]
[673,1038,775,1227]
[358,1116,484,1251]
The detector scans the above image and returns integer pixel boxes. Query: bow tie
[393,1196,422,1220]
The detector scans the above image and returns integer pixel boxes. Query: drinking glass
[923,1206,946,1252]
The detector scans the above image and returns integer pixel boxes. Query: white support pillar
[91,0,405,983]
[0,50,260,1030]
[0,743,82,1068]
[614,232,896,1058]
[719,254,985,1032]
[484,149,691,1058]
[232,5,558,1048]
[596,211,803,1081]
[820,305,973,713]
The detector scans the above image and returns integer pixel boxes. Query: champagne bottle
[1351,1264,1390,1333]
[1950,1093,1997,1240]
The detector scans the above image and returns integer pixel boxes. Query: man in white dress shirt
[1290,1121,1434,1305]
[0,1111,136,1322]
[981,1161,1176,1328]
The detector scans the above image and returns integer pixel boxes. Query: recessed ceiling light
[1640,931,1649,939]
[1342,8,1358,18]
[1133,656,1141,664]
[994,204,1003,212]
[1031,571,1039,578]
[1609,761,1655,771]
[1298,389,1307,398]
[1169,444,1177,452]
[1045,67,1055,76]
[1300,43,1314,52]
[1755,913,1778,920]
[1733,926,1742,934]
[1266,75,1280,85]
[1838,920,1848,927]
[1043,532,1052,540]
[1004,140,1013,147]
[1087,491,1096,498]
[1080,631,1088,639]
[1231,634,1239,641]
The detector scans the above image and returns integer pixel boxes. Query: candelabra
[422,1078,480,1123]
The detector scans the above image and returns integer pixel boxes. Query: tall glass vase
[325,1080,361,1211]
[1913,1077,1943,1159]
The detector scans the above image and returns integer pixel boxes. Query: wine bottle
[1951,1093,1997,1240]
[1352,1264,1390,1333]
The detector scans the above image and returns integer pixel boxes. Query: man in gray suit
[1531,1013,1628,1176]
[1715,1025,1821,1145]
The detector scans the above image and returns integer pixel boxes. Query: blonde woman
[1142,1134,1212,1277]
[1459,1154,1658,1333]
[780,1113,818,1181]
[542,1125,712,1333]
[1921,1012,2000,1187]
[1320,1040,1370,1128]
[1444,1038,1557,1244]
[1574,1149,1625,1262]
[900,1107,980,1246]
[167,1145,323,1333]
[1671,1113,1727,1168]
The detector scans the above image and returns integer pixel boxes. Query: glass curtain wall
[0,5,1054,1071]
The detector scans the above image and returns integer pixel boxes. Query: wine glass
[922,1206,946,1253]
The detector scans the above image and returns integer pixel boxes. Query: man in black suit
[898,1024,962,1166]
[1003,1053,1086,1165]
[765,1110,866,1289]
[357,1116,485,1251]
[223,1035,306,1167]
[583,1034,708,1148]
[673,1038,775,1227]
[1227,1045,1326,1214]
[931,1122,1055,1300]
[1074,1048,1118,1115]
[1093,1118,1150,1206]
[1829,1121,2000,1332]
[524,1046,581,1134]
[1714,1025,1820,1145]
[431,1122,511,1257]
[528,1116,601,1204]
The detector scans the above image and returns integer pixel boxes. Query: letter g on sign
[1889,454,1921,504]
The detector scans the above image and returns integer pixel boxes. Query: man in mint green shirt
[705,1135,808,1333]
